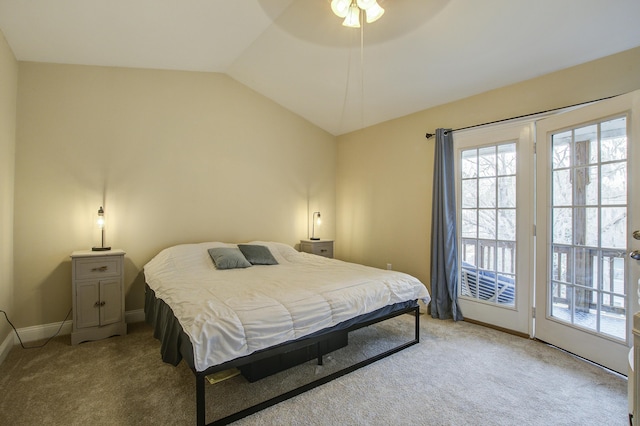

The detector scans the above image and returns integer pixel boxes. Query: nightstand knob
[92,266,108,272]
[94,301,100,308]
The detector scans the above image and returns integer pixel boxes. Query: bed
[144,241,430,425]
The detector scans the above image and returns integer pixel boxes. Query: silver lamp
[311,211,321,240]
[92,206,111,251]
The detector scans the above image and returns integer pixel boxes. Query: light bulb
[97,206,105,229]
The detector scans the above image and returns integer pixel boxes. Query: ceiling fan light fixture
[332,0,384,26]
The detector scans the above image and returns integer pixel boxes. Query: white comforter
[144,241,430,372]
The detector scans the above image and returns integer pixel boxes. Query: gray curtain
[430,128,463,320]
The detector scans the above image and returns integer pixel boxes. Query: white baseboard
[14,318,74,345]
[0,308,146,367]
[11,308,146,345]
[126,309,145,324]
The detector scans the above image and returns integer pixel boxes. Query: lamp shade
[331,0,351,18]
[343,2,361,28]
[364,2,384,23]
[356,0,377,9]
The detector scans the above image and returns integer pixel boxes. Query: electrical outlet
[386,263,392,270]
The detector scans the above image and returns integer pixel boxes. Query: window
[548,116,627,339]
[459,142,517,307]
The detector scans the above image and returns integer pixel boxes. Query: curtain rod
[424,93,623,139]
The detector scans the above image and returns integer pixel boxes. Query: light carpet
[0,314,628,425]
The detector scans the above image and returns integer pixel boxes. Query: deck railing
[459,241,626,314]
[551,245,626,315]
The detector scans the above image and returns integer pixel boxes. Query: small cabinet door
[100,279,122,325]
[76,281,100,328]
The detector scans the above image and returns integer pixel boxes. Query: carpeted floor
[0,314,628,425]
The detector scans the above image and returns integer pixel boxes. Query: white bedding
[144,241,430,372]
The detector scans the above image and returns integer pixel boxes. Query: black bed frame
[193,303,421,426]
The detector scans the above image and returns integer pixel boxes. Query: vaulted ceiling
[1,0,639,135]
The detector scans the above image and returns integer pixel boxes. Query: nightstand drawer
[74,258,121,280]
[310,242,333,258]
[300,240,334,258]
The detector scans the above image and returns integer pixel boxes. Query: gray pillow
[208,247,252,270]
[238,244,279,265]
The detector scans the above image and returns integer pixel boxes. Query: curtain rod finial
[425,132,435,139]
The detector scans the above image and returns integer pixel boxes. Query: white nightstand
[70,249,127,345]
[300,239,334,258]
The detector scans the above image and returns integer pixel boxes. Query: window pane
[574,124,598,164]
[478,146,496,177]
[497,242,516,274]
[573,168,590,206]
[497,176,516,208]
[574,247,593,288]
[552,246,571,283]
[573,207,591,246]
[584,166,598,205]
[461,150,478,178]
[497,143,516,175]
[461,180,477,208]
[461,240,477,265]
[478,210,496,239]
[552,208,572,245]
[497,209,516,241]
[479,241,496,270]
[601,252,625,294]
[553,170,572,206]
[583,207,599,247]
[461,209,477,238]
[550,283,571,319]
[601,162,627,205]
[552,131,572,168]
[478,177,496,208]
[601,207,626,249]
[601,117,627,162]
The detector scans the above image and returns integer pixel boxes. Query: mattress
[144,241,430,372]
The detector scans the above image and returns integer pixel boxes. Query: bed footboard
[195,303,421,426]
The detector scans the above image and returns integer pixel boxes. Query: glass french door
[455,122,534,335]
[535,91,640,374]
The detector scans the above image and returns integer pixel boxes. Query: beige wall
[14,63,336,327]
[0,31,17,344]
[10,46,640,330]
[336,46,640,288]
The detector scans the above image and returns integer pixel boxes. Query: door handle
[634,230,640,240]
[631,250,640,260]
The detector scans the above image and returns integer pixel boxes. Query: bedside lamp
[92,206,111,251]
[311,211,321,240]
